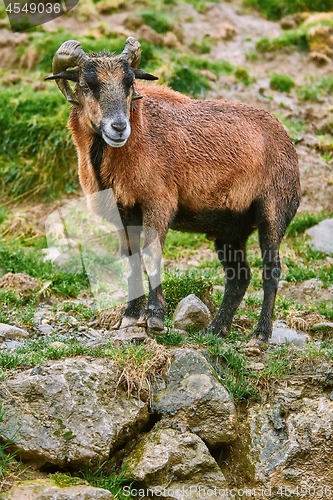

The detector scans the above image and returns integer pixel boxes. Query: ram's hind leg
[208,238,252,336]
[249,204,291,350]
[117,226,146,328]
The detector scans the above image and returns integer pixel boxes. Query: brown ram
[46,37,301,349]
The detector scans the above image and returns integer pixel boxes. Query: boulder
[153,349,236,447]
[0,479,113,499]
[246,387,333,488]
[306,218,333,255]
[0,323,29,341]
[0,479,112,499]
[173,294,211,329]
[0,357,149,467]
[126,428,228,499]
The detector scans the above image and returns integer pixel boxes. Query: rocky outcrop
[153,349,237,447]
[0,357,149,467]
[0,479,113,499]
[245,385,333,490]
[126,428,228,499]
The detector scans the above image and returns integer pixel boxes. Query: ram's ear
[133,68,158,81]
[45,69,80,82]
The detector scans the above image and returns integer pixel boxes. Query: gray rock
[38,324,53,334]
[173,294,211,329]
[126,428,227,499]
[0,357,149,467]
[88,328,102,338]
[0,323,29,341]
[270,321,307,347]
[153,349,236,447]
[109,326,148,341]
[246,393,333,488]
[0,479,113,499]
[2,340,23,349]
[306,218,333,255]
[34,309,51,321]
[49,341,66,349]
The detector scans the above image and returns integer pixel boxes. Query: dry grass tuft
[287,309,323,331]
[92,304,126,329]
[114,339,170,402]
[0,215,42,242]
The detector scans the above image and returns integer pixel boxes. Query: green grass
[273,113,305,143]
[163,269,213,315]
[61,302,96,320]
[256,29,308,53]
[190,37,214,54]
[244,0,333,20]
[0,334,166,375]
[0,85,77,200]
[234,66,254,86]
[82,463,133,500]
[285,212,329,238]
[169,66,212,96]
[0,243,90,298]
[141,9,174,33]
[164,230,208,259]
[297,76,333,102]
[0,403,23,482]
[270,72,295,93]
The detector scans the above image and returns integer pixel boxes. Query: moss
[270,72,295,93]
[52,473,83,487]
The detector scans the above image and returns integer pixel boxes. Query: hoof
[246,336,269,352]
[112,316,139,330]
[111,318,122,330]
[137,313,148,327]
[121,316,138,328]
[147,316,164,331]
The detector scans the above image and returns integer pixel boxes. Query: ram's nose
[111,120,127,134]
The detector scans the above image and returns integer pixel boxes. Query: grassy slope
[1,0,333,490]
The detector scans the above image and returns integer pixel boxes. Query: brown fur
[70,82,300,239]
[66,72,300,343]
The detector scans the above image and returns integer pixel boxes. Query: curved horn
[121,37,141,69]
[52,40,89,104]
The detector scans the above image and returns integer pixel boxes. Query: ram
[46,37,301,350]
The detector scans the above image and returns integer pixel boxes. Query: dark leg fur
[249,201,294,348]
[207,239,252,336]
[118,226,146,325]
[138,225,165,330]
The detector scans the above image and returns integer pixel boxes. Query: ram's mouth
[102,133,128,148]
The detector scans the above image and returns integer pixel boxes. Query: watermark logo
[45,189,163,312]
[4,0,79,32]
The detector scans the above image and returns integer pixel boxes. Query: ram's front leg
[137,207,172,331]
[117,226,147,328]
